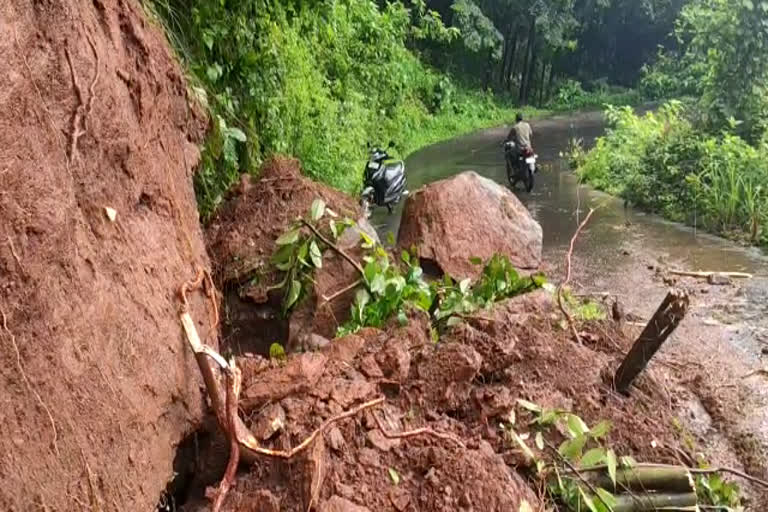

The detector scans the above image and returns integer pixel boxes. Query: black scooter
[361,141,407,217]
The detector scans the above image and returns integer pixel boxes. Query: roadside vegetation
[143,0,677,218]
[576,0,768,246]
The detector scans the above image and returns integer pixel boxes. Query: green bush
[577,101,768,245]
[548,80,641,111]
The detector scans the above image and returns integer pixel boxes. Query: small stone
[389,489,411,512]
[444,485,453,496]
[359,355,384,378]
[358,447,380,467]
[253,403,286,441]
[104,206,117,222]
[326,426,346,452]
[335,482,355,499]
[306,333,331,350]
[254,489,281,512]
[425,467,439,487]
[367,428,400,452]
[319,496,371,512]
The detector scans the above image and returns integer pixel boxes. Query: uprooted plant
[504,399,753,512]
[269,198,546,336]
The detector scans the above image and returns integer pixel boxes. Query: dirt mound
[178,291,729,511]
[205,157,366,353]
[398,171,542,279]
[0,1,211,510]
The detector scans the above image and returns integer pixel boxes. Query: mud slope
[0,0,212,509]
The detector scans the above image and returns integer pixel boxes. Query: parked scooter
[503,140,537,193]
[361,141,407,217]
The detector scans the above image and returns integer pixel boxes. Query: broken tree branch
[670,270,752,279]
[212,362,242,512]
[321,278,363,304]
[609,492,698,512]
[614,289,689,394]
[300,219,365,277]
[372,410,466,450]
[557,208,595,344]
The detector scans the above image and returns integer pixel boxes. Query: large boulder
[0,1,210,509]
[398,171,542,279]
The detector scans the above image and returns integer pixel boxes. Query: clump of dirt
[205,157,365,354]
[0,0,211,510]
[181,291,736,512]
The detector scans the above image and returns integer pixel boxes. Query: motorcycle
[504,140,537,193]
[361,141,408,217]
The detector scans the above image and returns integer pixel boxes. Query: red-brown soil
[0,0,212,509]
[180,290,746,511]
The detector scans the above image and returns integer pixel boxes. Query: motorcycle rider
[505,112,533,157]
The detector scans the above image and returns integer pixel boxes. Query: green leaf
[516,399,542,413]
[590,420,613,439]
[469,256,483,265]
[567,414,590,438]
[226,127,247,142]
[459,278,471,294]
[276,229,300,246]
[595,488,617,510]
[387,232,395,246]
[534,432,544,451]
[297,241,309,265]
[370,274,386,295]
[579,487,599,512]
[329,219,339,239]
[559,434,587,461]
[397,310,408,326]
[310,199,326,222]
[401,250,411,264]
[388,467,400,485]
[619,455,636,468]
[606,449,618,486]
[286,279,302,310]
[309,240,322,268]
[268,342,286,361]
[508,429,535,462]
[581,447,607,468]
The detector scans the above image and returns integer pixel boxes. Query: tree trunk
[546,60,556,101]
[614,289,690,394]
[499,26,511,88]
[483,46,493,90]
[507,31,519,91]
[537,59,548,105]
[519,16,536,103]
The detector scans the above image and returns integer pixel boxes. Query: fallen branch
[64,43,85,163]
[83,34,100,132]
[557,208,595,344]
[321,278,362,304]
[301,219,365,277]
[669,270,752,279]
[614,289,689,394]
[568,462,768,490]
[7,236,23,273]
[0,307,59,456]
[372,410,466,450]
[212,362,242,512]
[609,492,697,512]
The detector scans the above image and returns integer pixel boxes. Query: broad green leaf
[272,244,293,264]
[286,279,302,309]
[310,199,326,221]
[606,449,618,486]
[459,278,471,294]
[397,310,408,326]
[370,274,386,295]
[388,467,400,485]
[581,447,607,468]
[579,487,599,512]
[567,414,590,438]
[539,409,559,425]
[309,240,322,268]
[469,256,483,265]
[401,250,411,264]
[595,488,617,510]
[590,420,613,439]
[534,432,544,450]
[559,434,587,461]
[387,232,395,246]
[297,241,309,265]
[516,399,542,413]
[329,219,339,239]
[275,229,300,246]
[354,289,370,309]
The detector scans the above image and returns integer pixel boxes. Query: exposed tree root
[300,219,365,277]
[178,267,459,510]
[0,307,59,456]
[670,270,752,279]
[64,34,100,163]
[7,236,24,274]
[557,208,595,344]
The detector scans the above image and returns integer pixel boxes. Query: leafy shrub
[577,101,768,245]
[548,80,641,111]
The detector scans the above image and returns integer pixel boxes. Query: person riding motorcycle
[505,112,533,157]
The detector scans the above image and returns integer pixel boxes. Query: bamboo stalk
[609,492,698,512]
